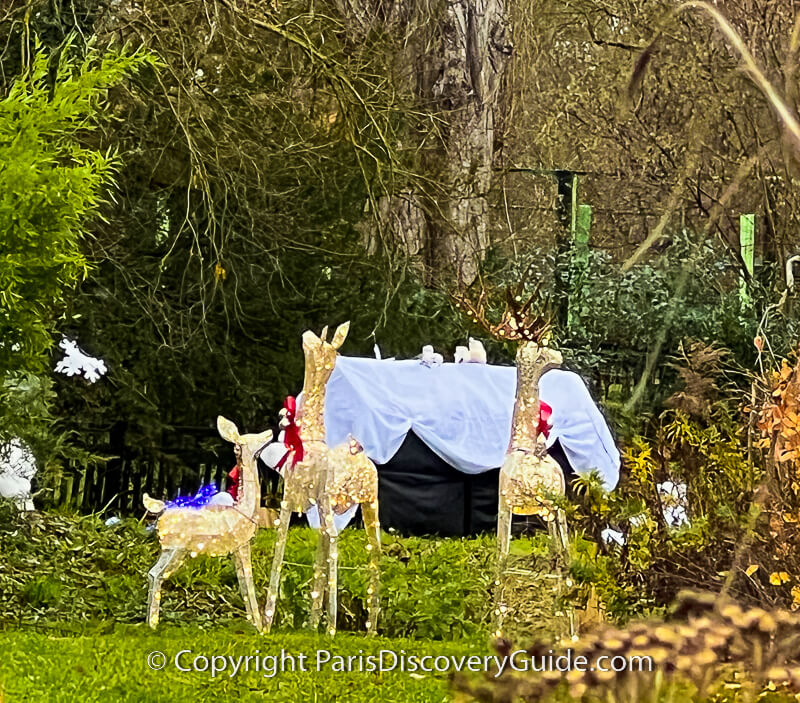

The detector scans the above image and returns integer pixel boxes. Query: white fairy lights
[262,322,382,637]
[145,417,271,631]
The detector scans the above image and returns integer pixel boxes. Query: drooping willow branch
[625,0,800,273]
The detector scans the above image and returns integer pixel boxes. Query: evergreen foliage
[0,37,154,446]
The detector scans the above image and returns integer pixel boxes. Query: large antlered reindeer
[263,322,381,635]
[454,283,575,637]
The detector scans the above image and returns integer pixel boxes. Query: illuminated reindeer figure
[454,285,575,638]
[263,322,381,635]
[144,416,272,631]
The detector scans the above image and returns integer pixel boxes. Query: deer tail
[143,493,166,514]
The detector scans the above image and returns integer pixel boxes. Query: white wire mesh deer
[144,417,272,631]
[263,322,381,635]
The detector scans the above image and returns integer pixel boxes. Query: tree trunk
[354,0,512,285]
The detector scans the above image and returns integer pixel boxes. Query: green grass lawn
[3,509,799,702]
[0,509,560,701]
[0,626,491,702]
[0,510,559,641]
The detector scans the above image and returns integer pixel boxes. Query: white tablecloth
[321,357,619,490]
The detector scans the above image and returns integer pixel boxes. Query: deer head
[454,278,562,404]
[217,416,273,515]
[301,321,350,389]
[217,416,273,459]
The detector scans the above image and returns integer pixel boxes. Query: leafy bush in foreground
[0,38,154,460]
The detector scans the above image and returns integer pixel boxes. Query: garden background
[4,0,800,701]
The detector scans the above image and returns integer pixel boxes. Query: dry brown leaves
[757,355,800,465]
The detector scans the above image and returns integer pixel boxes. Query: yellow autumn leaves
[743,564,789,586]
[745,564,789,586]
[744,565,800,608]
[769,571,790,585]
[757,358,800,463]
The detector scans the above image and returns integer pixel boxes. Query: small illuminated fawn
[143,417,272,631]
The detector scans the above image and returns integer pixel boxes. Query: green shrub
[21,576,64,608]
[563,399,764,621]
[0,37,155,454]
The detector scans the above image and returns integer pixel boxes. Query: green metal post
[567,203,592,330]
[570,173,579,236]
[574,204,592,264]
[740,214,755,303]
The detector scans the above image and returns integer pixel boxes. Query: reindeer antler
[453,284,493,334]
[453,271,553,343]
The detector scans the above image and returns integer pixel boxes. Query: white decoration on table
[420,345,443,367]
[55,337,108,383]
[468,338,487,364]
[456,339,487,364]
[373,344,395,362]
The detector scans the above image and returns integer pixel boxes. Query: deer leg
[234,543,262,632]
[361,500,381,636]
[263,503,292,632]
[553,506,570,555]
[146,548,186,629]
[493,494,513,638]
[549,507,576,639]
[309,524,329,631]
[320,501,339,635]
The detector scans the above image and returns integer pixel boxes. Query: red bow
[226,464,240,501]
[276,395,304,470]
[538,400,553,439]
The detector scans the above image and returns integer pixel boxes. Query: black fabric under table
[374,431,575,537]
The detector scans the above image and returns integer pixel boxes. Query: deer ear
[217,416,241,443]
[253,429,273,446]
[320,325,329,342]
[331,321,350,349]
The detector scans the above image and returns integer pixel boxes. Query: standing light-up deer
[263,321,381,635]
[454,285,575,638]
[143,417,272,631]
